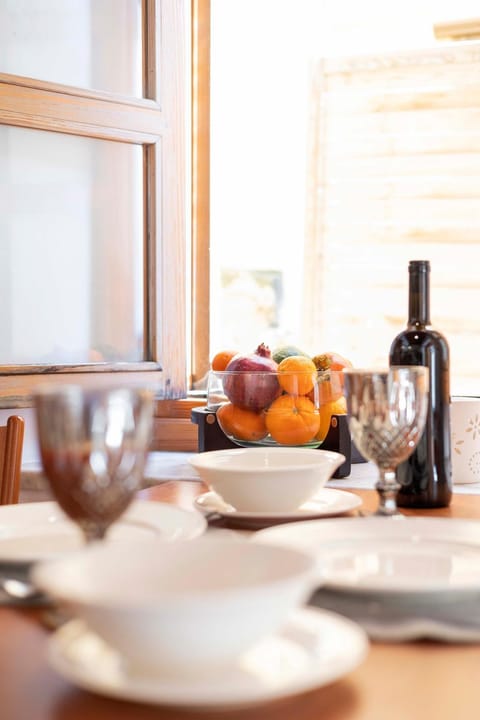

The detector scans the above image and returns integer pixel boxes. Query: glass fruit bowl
[207,368,347,449]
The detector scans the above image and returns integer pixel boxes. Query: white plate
[47,608,368,709]
[194,488,361,529]
[254,516,480,596]
[0,500,206,564]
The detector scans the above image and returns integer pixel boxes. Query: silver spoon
[0,578,70,629]
[1,577,46,603]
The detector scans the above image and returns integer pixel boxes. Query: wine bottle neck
[408,265,430,326]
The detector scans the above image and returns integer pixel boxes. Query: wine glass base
[357,507,403,518]
[373,500,401,517]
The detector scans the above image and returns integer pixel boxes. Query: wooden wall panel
[305,42,480,381]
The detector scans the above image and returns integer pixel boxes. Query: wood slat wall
[304,42,480,386]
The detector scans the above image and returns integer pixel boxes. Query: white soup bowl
[189,446,345,512]
[33,536,316,676]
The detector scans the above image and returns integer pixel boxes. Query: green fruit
[272,344,310,364]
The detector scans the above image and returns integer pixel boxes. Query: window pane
[210,0,480,395]
[0,0,142,97]
[0,126,144,364]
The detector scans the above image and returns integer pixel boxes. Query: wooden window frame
[0,0,212,452]
[152,0,211,451]
[0,0,190,417]
[190,0,210,387]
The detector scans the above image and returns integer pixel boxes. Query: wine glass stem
[82,523,107,544]
[375,468,400,516]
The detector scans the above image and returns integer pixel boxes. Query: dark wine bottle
[389,260,452,507]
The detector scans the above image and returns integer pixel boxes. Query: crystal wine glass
[343,366,429,516]
[33,384,154,543]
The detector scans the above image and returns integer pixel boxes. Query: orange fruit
[316,396,347,442]
[211,350,238,371]
[217,402,267,442]
[310,369,345,405]
[265,394,320,445]
[277,355,317,396]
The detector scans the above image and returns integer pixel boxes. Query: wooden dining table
[1,480,480,720]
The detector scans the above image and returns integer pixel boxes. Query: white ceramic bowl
[189,447,346,512]
[33,536,316,676]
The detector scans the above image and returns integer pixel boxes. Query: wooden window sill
[153,397,207,452]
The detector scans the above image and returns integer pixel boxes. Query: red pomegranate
[223,343,281,411]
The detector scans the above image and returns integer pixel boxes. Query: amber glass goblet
[34,384,154,543]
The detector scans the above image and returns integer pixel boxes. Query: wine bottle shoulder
[390,327,449,357]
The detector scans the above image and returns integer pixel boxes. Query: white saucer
[48,608,368,709]
[194,488,361,529]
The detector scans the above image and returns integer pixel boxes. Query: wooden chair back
[0,416,25,505]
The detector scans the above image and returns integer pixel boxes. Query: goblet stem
[375,468,401,516]
[81,521,108,544]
